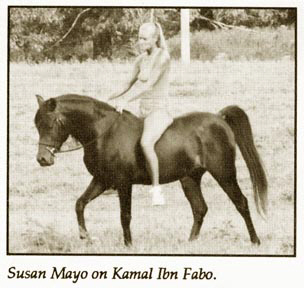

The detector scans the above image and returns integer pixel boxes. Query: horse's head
[34,95,69,166]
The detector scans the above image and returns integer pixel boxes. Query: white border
[1,1,302,287]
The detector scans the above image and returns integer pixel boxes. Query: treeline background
[10,8,295,62]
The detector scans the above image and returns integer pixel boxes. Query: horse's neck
[62,102,116,145]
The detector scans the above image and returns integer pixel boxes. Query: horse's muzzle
[37,154,54,166]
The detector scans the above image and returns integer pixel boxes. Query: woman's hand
[115,99,127,113]
[108,91,128,113]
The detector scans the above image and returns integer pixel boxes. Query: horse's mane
[49,94,117,146]
[56,94,116,112]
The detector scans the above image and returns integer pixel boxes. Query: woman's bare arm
[108,55,142,100]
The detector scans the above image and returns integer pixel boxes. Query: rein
[39,113,121,156]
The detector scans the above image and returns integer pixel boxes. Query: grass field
[8,59,295,254]
[168,26,295,61]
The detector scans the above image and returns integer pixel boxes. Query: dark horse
[34,94,267,246]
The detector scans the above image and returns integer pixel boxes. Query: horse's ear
[36,94,44,107]
[46,98,57,112]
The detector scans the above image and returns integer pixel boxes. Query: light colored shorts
[139,98,171,118]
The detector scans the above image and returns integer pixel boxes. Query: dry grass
[8,59,294,255]
[168,26,295,61]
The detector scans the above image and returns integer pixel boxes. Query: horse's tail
[219,106,268,219]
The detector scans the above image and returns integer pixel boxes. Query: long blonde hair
[154,22,168,52]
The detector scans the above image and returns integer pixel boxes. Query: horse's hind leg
[76,177,105,239]
[118,184,133,246]
[180,170,207,241]
[211,167,260,245]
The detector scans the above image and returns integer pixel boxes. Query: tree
[9,7,295,62]
[10,8,180,61]
[181,9,190,64]
[191,8,295,30]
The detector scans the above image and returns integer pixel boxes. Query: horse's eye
[45,116,57,129]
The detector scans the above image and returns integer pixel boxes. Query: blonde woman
[109,22,172,206]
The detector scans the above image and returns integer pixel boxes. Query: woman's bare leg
[141,109,173,205]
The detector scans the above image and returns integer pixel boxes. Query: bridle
[38,113,121,156]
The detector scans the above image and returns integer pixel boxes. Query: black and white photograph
[7,6,296,256]
[2,0,304,287]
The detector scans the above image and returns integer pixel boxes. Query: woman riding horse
[34,22,268,247]
[109,22,172,206]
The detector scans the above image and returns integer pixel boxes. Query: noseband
[38,113,121,156]
[38,143,58,156]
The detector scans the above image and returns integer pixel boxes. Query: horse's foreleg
[75,177,105,240]
[118,184,132,247]
[180,172,207,241]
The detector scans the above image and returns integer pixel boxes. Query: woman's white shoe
[150,186,165,206]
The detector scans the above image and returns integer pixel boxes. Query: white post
[181,9,190,64]
[150,9,154,22]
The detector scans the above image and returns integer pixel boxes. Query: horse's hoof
[251,237,261,246]
[79,231,90,240]
[85,236,99,245]
[189,235,199,241]
[124,241,132,247]
[80,234,89,240]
